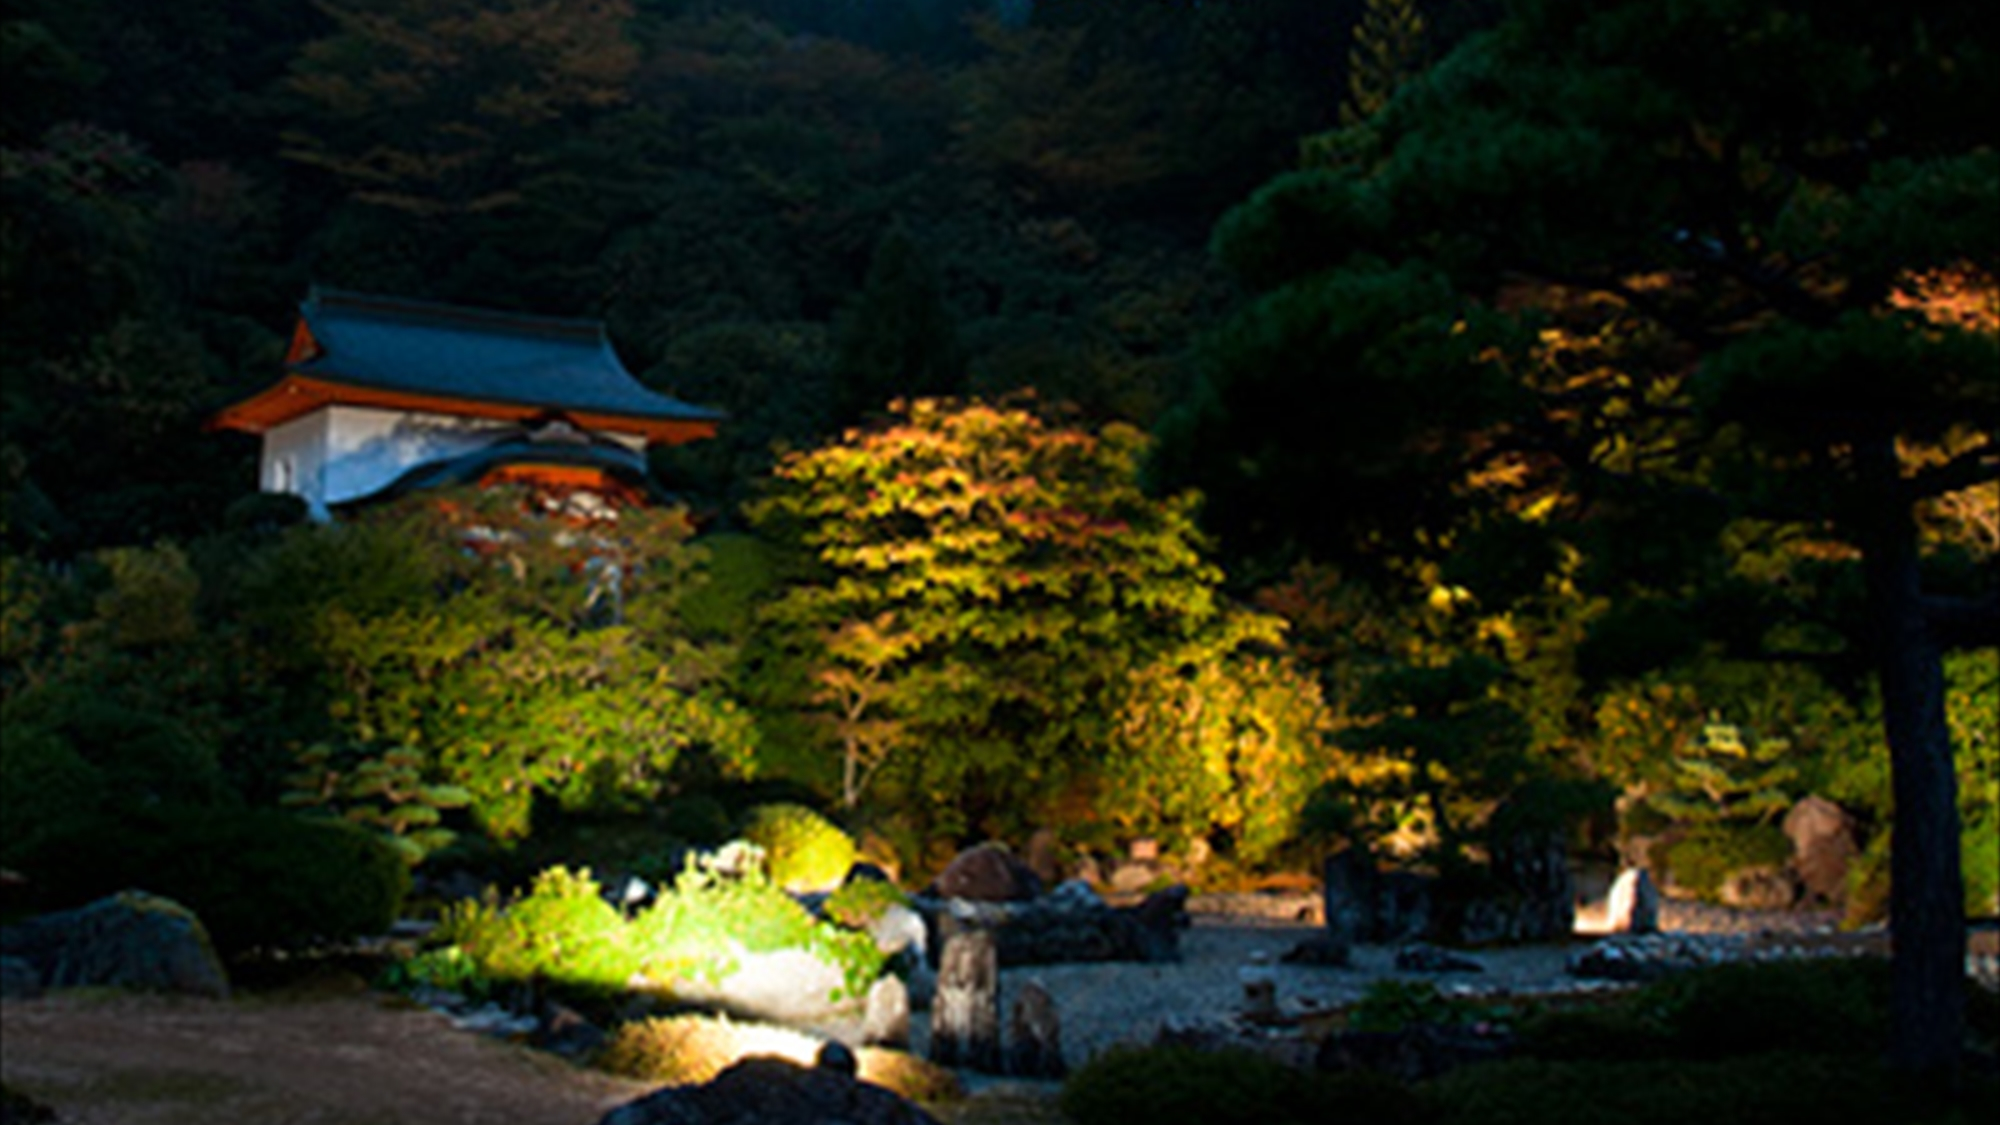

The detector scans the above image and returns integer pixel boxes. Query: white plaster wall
[262,411,331,519]
[261,406,653,519]
[321,406,515,507]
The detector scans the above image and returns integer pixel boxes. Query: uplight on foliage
[751,396,1318,846]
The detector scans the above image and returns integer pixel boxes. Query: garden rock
[1605,867,1661,934]
[598,1054,940,1125]
[917,883,1185,967]
[0,891,228,998]
[670,947,857,1027]
[1322,850,1432,946]
[1486,830,1574,942]
[1007,980,1066,1079]
[1783,796,1857,907]
[1281,934,1351,967]
[931,843,1040,903]
[929,930,1000,1072]
[867,904,926,960]
[1394,943,1485,974]
[862,973,910,1048]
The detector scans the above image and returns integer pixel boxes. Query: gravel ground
[912,899,1872,1067]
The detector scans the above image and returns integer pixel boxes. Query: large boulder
[0,891,228,998]
[930,843,1041,903]
[598,1054,940,1125]
[666,946,859,1027]
[1783,795,1858,908]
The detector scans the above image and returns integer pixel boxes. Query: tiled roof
[288,287,721,425]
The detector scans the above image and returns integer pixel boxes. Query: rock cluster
[913,880,1187,967]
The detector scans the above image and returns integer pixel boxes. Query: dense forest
[1,0,1994,1081]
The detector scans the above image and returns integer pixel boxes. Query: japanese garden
[0,2,1995,1124]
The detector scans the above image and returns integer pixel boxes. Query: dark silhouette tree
[1165,0,1998,1083]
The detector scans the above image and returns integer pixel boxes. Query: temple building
[210,288,720,519]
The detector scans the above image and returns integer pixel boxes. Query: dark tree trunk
[1860,437,1966,1087]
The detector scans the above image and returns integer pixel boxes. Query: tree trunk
[1860,437,1966,1087]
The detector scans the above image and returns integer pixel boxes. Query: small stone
[862,974,911,1049]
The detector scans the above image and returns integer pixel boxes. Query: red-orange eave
[207,375,719,445]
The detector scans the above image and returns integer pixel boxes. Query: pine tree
[1341,0,1426,126]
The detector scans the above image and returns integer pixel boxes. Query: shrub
[1641,957,1888,1059]
[660,795,734,847]
[0,724,104,866]
[1061,1046,1305,1125]
[738,803,856,892]
[16,806,408,956]
[1661,824,1791,900]
[1427,1053,1947,1125]
[823,876,911,931]
[442,867,636,995]
[631,856,886,1000]
[1517,1003,1671,1063]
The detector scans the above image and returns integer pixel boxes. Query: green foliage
[1060,1045,1426,1125]
[822,875,911,932]
[1341,0,1427,127]
[285,0,638,217]
[240,488,756,844]
[1661,825,1793,901]
[834,222,963,421]
[1646,958,1891,1060]
[738,802,857,892]
[15,806,408,957]
[281,743,473,866]
[752,397,1283,841]
[1104,613,1332,865]
[0,687,231,838]
[1645,720,1798,827]
[1427,1053,1946,1125]
[632,853,887,1000]
[379,943,493,1002]
[1348,978,1513,1035]
[659,795,735,849]
[0,722,104,866]
[442,867,638,995]
[1828,651,2000,918]
[434,857,888,1004]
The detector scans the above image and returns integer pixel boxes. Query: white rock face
[1605,867,1661,935]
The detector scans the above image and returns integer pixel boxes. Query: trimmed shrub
[16,806,408,956]
[442,867,636,995]
[739,803,856,893]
